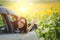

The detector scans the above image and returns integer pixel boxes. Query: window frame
[0,14,14,33]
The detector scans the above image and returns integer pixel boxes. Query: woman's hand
[28,19,35,32]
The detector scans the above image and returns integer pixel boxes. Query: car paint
[0,6,18,17]
[0,31,39,40]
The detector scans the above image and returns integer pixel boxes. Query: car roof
[0,6,18,17]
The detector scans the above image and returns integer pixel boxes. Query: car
[0,6,39,40]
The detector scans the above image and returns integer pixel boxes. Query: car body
[0,6,39,40]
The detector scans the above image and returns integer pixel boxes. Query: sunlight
[20,7,27,13]
[16,0,21,2]
[29,2,33,6]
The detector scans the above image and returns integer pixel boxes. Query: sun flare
[20,7,27,13]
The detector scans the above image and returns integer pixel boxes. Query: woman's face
[18,19,25,28]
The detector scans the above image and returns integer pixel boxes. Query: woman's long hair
[18,17,27,33]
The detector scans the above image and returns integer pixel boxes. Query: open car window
[0,14,7,34]
[8,14,18,32]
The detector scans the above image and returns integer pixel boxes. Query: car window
[0,14,7,33]
[8,14,18,32]
[8,15,16,22]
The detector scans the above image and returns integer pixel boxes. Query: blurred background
[0,0,60,40]
[0,0,60,19]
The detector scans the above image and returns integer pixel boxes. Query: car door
[17,31,39,40]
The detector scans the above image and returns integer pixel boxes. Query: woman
[15,17,35,33]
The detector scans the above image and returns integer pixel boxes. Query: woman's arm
[27,20,35,32]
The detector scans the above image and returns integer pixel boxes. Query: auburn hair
[18,17,27,33]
